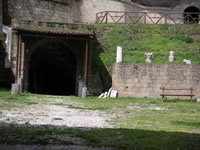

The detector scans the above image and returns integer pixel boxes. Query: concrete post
[11,84,20,95]
[78,79,84,97]
[82,87,87,99]
[17,78,23,93]
[116,46,122,63]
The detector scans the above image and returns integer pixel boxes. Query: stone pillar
[116,46,122,63]
[78,79,84,97]
[169,51,174,62]
[2,26,12,68]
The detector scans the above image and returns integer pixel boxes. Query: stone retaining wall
[3,0,82,25]
[3,0,200,25]
[112,63,200,99]
[3,0,144,25]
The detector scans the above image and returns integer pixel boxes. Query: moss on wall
[0,31,6,64]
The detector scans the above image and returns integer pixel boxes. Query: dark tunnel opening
[184,6,200,24]
[28,41,76,96]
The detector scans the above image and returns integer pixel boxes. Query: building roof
[14,25,94,37]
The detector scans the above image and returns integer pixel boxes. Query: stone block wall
[3,0,200,25]
[3,0,144,25]
[3,0,82,25]
[112,63,200,99]
[0,31,14,87]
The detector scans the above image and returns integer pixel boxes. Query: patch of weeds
[53,103,68,106]
[25,121,30,125]
[127,46,146,52]
[171,121,200,128]
[148,101,157,104]
[170,34,194,43]
[54,118,64,121]
[59,140,75,145]
[23,101,38,105]
[197,48,200,53]
[67,104,107,111]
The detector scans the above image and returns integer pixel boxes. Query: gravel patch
[0,98,113,128]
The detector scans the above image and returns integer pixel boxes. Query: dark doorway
[28,41,76,96]
[184,6,200,24]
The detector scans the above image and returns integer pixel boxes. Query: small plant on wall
[0,31,7,57]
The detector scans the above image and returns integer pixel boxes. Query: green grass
[0,89,37,104]
[0,124,199,149]
[0,90,200,149]
[93,24,200,68]
[67,104,108,111]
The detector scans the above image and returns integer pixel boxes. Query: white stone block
[110,90,118,98]
[103,92,108,98]
[183,59,192,64]
[99,93,104,98]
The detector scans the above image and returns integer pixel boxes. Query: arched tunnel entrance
[28,41,77,96]
[184,6,200,24]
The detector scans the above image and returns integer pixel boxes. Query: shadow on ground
[0,123,199,150]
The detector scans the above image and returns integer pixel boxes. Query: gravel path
[0,97,113,128]
[0,97,116,149]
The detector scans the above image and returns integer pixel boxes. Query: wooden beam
[16,34,20,83]
[84,40,89,86]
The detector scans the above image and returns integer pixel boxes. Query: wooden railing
[96,11,200,24]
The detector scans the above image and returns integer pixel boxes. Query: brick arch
[184,6,200,24]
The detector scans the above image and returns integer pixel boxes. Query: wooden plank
[160,94,195,96]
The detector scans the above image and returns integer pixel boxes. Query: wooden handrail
[96,11,200,24]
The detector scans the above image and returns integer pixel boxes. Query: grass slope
[93,24,200,68]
